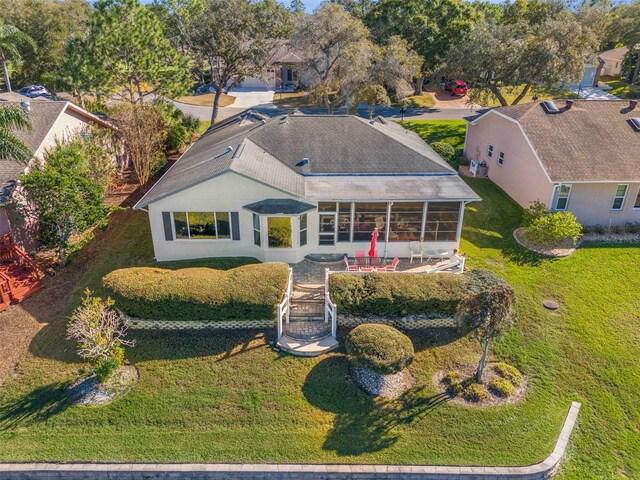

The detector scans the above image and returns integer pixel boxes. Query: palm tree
[0,21,36,93]
[0,105,32,164]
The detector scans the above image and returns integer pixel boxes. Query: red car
[444,80,468,96]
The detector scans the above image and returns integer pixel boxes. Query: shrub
[522,200,548,227]
[345,324,414,375]
[489,378,516,398]
[93,345,124,382]
[462,383,488,402]
[442,371,459,385]
[329,272,464,317]
[431,141,455,162]
[523,211,583,246]
[493,362,522,384]
[103,263,290,321]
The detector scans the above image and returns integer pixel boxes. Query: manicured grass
[273,91,313,108]
[198,120,211,134]
[399,120,467,152]
[476,85,578,107]
[599,76,640,99]
[175,92,236,107]
[396,94,435,109]
[0,185,639,477]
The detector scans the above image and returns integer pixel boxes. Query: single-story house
[134,112,480,263]
[464,99,640,226]
[598,46,630,78]
[0,100,113,246]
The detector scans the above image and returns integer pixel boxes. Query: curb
[0,402,580,479]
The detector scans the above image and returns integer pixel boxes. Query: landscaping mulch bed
[513,227,578,257]
[351,365,415,399]
[433,364,528,408]
[68,364,139,407]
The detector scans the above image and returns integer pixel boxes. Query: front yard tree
[446,10,598,107]
[111,103,168,188]
[370,35,422,101]
[17,141,107,263]
[292,3,374,114]
[67,290,135,383]
[357,84,390,119]
[76,0,191,103]
[0,20,35,93]
[458,269,516,382]
[186,0,292,123]
[606,2,640,83]
[366,0,475,94]
[0,105,31,164]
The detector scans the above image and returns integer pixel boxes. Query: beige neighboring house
[0,99,113,246]
[464,99,640,227]
[598,46,630,77]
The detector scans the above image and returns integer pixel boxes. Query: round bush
[431,141,455,162]
[442,371,459,385]
[489,378,516,398]
[345,324,414,375]
[493,362,522,384]
[462,383,488,402]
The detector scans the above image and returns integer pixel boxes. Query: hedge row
[102,262,290,321]
[329,272,464,317]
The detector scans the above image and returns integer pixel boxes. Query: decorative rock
[351,365,415,399]
[543,300,560,310]
[68,365,139,406]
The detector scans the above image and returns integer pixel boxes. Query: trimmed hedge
[329,272,464,317]
[103,262,289,321]
[345,324,414,375]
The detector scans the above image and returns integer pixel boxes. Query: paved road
[174,101,482,123]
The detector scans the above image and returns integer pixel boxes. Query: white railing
[276,267,293,340]
[324,268,337,338]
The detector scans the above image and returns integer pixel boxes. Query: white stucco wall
[145,172,464,263]
[33,107,92,159]
[465,113,555,209]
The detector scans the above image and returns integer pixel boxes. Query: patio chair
[409,242,423,264]
[355,250,365,258]
[384,257,400,272]
[343,256,359,272]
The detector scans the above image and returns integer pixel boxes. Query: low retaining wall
[0,402,580,480]
[339,316,457,329]
[126,316,273,330]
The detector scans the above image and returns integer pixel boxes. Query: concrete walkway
[569,86,619,100]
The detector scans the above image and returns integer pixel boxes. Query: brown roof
[491,100,640,182]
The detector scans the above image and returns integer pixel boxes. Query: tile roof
[135,111,478,209]
[482,100,640,182]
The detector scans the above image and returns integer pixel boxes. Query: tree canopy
[0,105,32,164]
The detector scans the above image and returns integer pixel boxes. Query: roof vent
[279,115,288,124]
[20,101,31,112]
[629,117,640,132]
[630,100,638,110]
[226,145,234,153]
[542,100,560,113]
[565,100,574,110]
[296,157,309,167]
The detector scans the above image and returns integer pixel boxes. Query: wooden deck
[0,233,42,312]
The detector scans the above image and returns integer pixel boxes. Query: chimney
[630,100,638,110]
[20,101,31,112]
[565,100,574,110]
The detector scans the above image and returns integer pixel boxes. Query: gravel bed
[68,364,139,407]
[351,365,415,399]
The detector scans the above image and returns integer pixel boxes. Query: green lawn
[599,76,640,99]
[399,120,467,152]
[0,171,639,476]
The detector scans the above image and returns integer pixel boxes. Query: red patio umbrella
[368,227,379,258]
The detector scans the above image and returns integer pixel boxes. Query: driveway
[427,88,481,109]
[569,86,619,100]
[227,88,275,108]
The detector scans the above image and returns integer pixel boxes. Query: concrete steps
[276,334,339,357]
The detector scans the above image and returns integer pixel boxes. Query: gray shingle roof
[243,198,316,215]
[490,100,640,182]
[135,111,477,209]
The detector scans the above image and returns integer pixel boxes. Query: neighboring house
[464,99,640,226]
[135,112,480,263]
[598,46,629,77]
[578,59,605,88]
[0,100,113,246]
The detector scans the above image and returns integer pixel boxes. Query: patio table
[353,257,387,270]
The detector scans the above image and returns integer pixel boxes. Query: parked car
[444,80,468,96]
[18,85,52,99]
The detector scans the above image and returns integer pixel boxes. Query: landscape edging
[0,402,580,479]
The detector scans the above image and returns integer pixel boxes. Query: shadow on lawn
[0,382,69,431]
[303,356,451,456]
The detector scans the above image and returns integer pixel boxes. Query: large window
[300,214,308,246]
[554,184,571,211]
[612,184,628,211]
[253,213,261,246]
[497,151,505,166]
[388,202,424,242]
[267,217,292,248]
[634,188,640,209]
[423,202,460,241]
[337,202,352,242]
[173,212,231,239]
[353,203,387,241]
